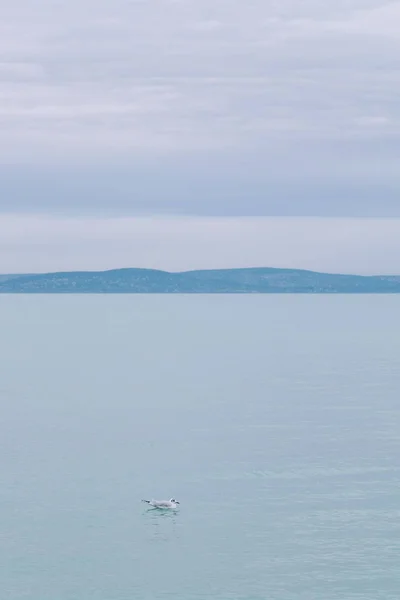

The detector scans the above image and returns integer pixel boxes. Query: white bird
[142,498,180,509]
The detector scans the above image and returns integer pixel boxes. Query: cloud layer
[0,0,399,218]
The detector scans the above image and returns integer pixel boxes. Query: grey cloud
[0,0,399,216]
[1,145,399,218]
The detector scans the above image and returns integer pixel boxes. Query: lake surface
[1,295,400,600]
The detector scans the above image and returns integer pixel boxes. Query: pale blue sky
[1,0,399,273]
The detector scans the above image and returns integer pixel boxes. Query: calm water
[1,295,400,600]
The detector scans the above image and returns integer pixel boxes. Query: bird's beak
[176,501,180,504]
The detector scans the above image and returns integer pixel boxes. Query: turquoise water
[1,295,400,599]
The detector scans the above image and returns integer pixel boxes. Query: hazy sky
[1,0,399,273]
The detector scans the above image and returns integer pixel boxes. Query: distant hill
[1,267,400,293]
[0,274,23,282]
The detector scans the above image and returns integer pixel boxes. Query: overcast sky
[1,0,400,273]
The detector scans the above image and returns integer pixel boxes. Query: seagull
[142,498,180,509]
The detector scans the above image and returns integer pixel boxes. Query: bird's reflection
[144,506,180,542]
